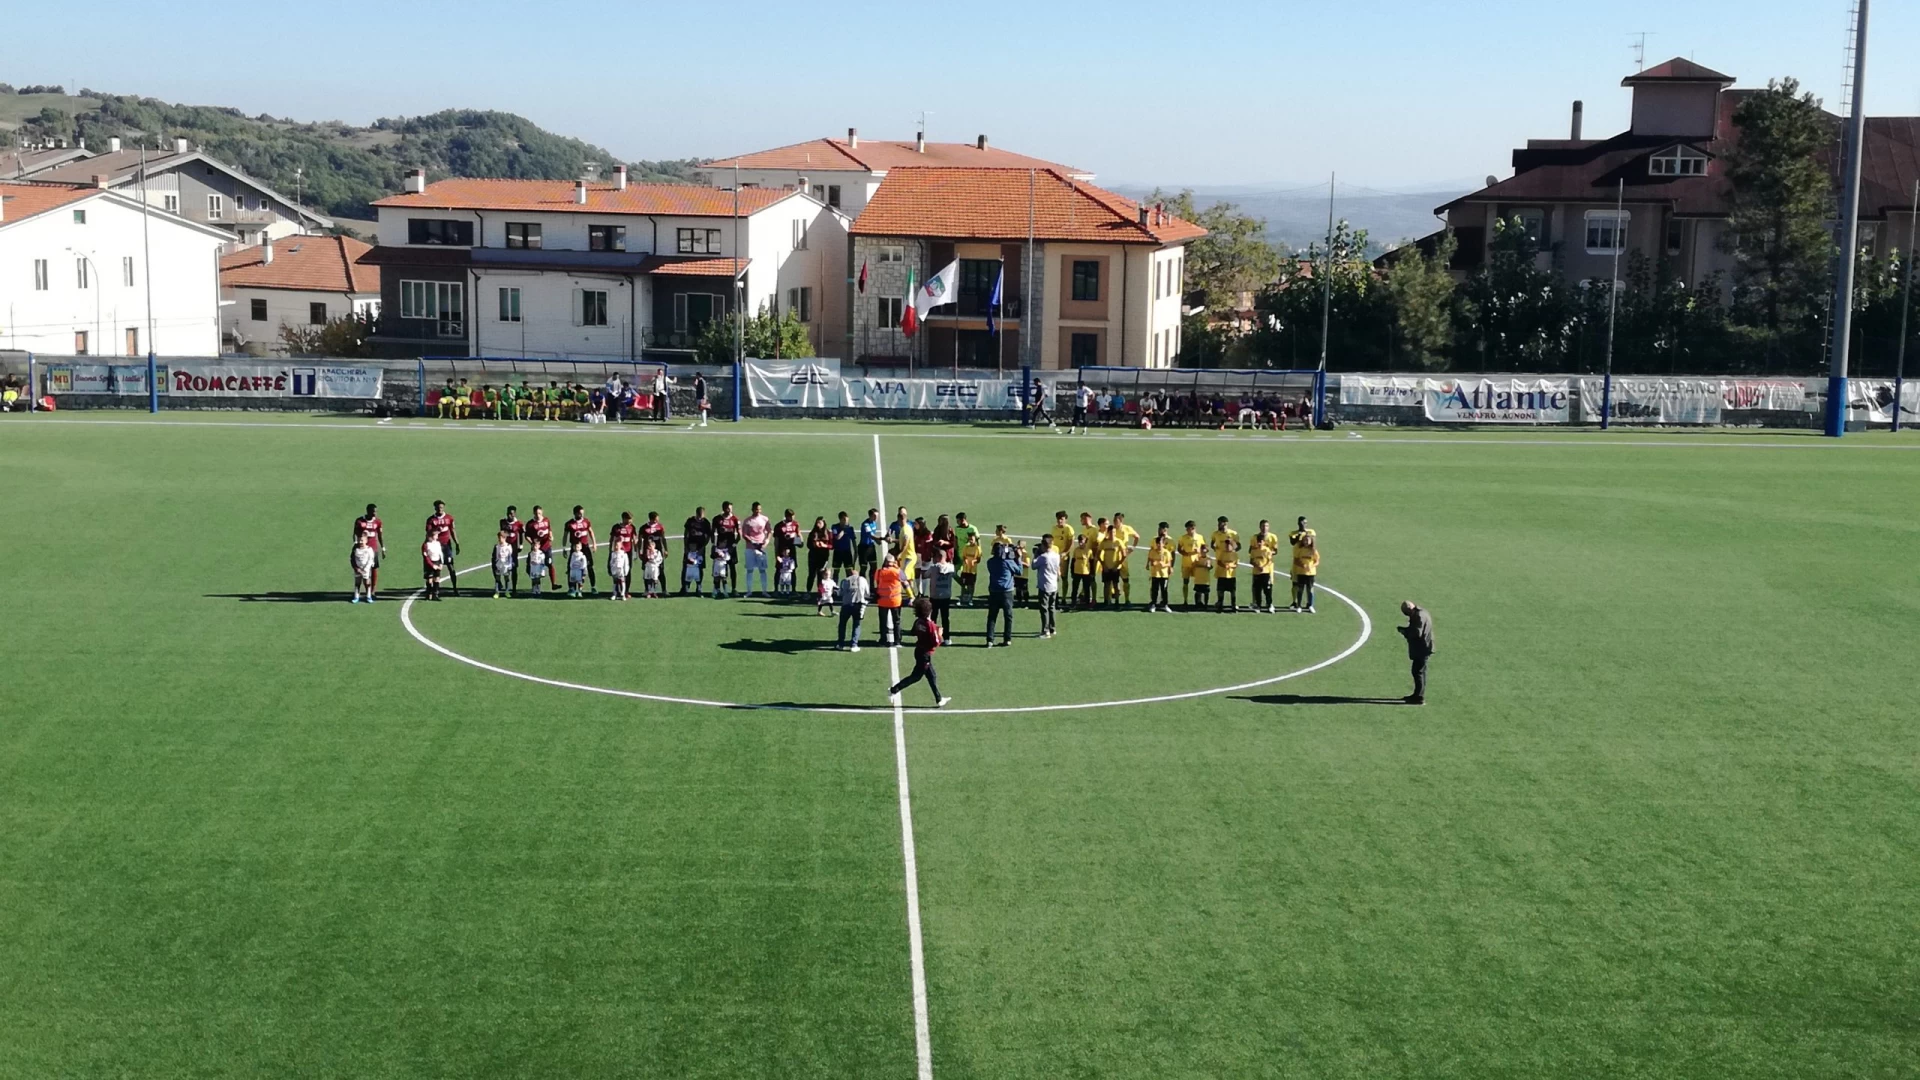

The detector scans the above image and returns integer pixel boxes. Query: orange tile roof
[0,181,99,227]
[372,178,793,217]
[849,168,1206,245]
[221,234,379,293]
[642,256,748,277]
[706,138,1089,176]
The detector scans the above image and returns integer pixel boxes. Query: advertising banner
[839,374,1027,411]
[1422,378,1571,423]
[1576,377,1818,423]
[1339,375,1423,408]
[744,358,840,408]
[45,364,153,396]
[1846,380,1920,423]
[166,362,383,398]
[1720,378,1814,413]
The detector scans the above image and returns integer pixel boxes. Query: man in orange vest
[874,554,905,647]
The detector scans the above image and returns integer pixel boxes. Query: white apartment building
[0,181,228,356]
[362,168,847,361]
[219,234,381,352]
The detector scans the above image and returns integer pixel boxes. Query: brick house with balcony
[848,168,1204,370]
[1428,58,1920,297]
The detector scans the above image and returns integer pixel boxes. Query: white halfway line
[875,433,936,1080]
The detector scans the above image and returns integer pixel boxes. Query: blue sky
[5,0,1913,189]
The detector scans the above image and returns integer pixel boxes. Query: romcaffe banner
[166,362,383,398]
[1423,378,1571,423]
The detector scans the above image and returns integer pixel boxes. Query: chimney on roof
[848,127,859,148]
[613,164,628,191]
[797,175,808,195]
[1571,100,1584,141]
[90,174,109,189]
[262,239,274,265]
[915,131,926,154]
[173,137,189,155]
[1138,205,1149,226]
[403,168,426,194]
[108,136,121,153]
[976,134,988,150]
[574,179,588,205]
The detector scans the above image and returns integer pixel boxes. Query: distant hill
[1113,180,1473,256]
[0,86,706,225]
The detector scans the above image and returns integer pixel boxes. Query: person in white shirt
[350,537,377,603]
[709,545,732,599]
[642,539,665,598]
[776,552,796,597]
[527,545,549,596]
[1073,383,1094,434]
[421,535,446,601]
[491,531,516,598]
[836,569,871,651]
[815,571,836,616]
[741,502,771,596]
[567,543,590,597]
[1033,535,1061,638]
[608,546,632,601]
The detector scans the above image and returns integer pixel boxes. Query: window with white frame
[399,279,465,335]
[792,218,809,250]
[677,228,722,254]
[122,256,135,286]
[163,193,179,213]
[498,286,521,322]
[877,296,903,329]
[878,245,904,264]
[1585,210,1630,254]
[576,289,609,327]
[207,194,224,220]
[504,223,542,250]
[588,224,626,252]
[1649,146,1709,177]
[33,258,49,291]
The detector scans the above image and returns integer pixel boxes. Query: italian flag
[900,268,918,337]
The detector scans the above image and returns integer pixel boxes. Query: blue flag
[986,264,1004,335]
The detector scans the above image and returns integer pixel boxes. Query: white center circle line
[398,552,1374,716]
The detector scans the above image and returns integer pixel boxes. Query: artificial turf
[1,413,1916,1078]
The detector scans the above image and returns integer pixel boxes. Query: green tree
[1381,231,1458,370]
[1458,216,1581,370]
[1723,78,1834,366]
[1145,189,1281,316]
[1247,219,1387,369]
[694,305,812,365]
[1576,253,1735,374]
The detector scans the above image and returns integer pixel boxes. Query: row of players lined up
[430,372,711,425]
[343,503,1323,615]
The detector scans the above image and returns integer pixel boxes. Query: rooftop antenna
[1630,32,1653,70]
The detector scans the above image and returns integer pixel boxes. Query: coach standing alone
[1398,601,1433,705]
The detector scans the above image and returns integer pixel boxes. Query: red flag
[857,260,868,294]
[900,268,918,337]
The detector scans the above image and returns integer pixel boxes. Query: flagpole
[1026,169,1036,371]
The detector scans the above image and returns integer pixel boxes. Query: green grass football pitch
[3,413,1917,1079]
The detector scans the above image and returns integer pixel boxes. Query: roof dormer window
[1649,146,1709,177]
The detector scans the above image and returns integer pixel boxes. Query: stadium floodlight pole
[1893,177,1918,433]
[1602,178,1624,430]
[1826,0,1871,438]
[138,144,158,412]
[1315,172,1334,428]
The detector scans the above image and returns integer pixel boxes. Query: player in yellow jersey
[1210,516,1240,612]
[1248,519,1281,613]
[1145,522,1175,612]
[1175,520,1206,608]
[1097,525,1128,605]
[1288,516,1320,613]
[1189,547,1214,609]
[1049,512,1076,572]
[959,533,983,607]
[1079,511,1102,555]
[1110,511,1141,606]
[1069,532,1096,607]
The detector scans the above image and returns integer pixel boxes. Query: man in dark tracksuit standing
[984,543,1017,647]
[1399,601,1433,705]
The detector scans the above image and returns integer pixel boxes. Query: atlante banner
[1422,378,1571,423]
[166,363,383,398]
[743,358,840,408]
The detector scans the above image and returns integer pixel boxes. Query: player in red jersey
[638,510,668,563]
[352,503,386,599]
[526,505,558,588]
[497,505,525,595]
[563,505,597,594]
[426,500,461,595]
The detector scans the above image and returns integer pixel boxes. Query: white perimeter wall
[2,193,224,355]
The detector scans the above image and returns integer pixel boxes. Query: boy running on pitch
[887,597,951,707]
